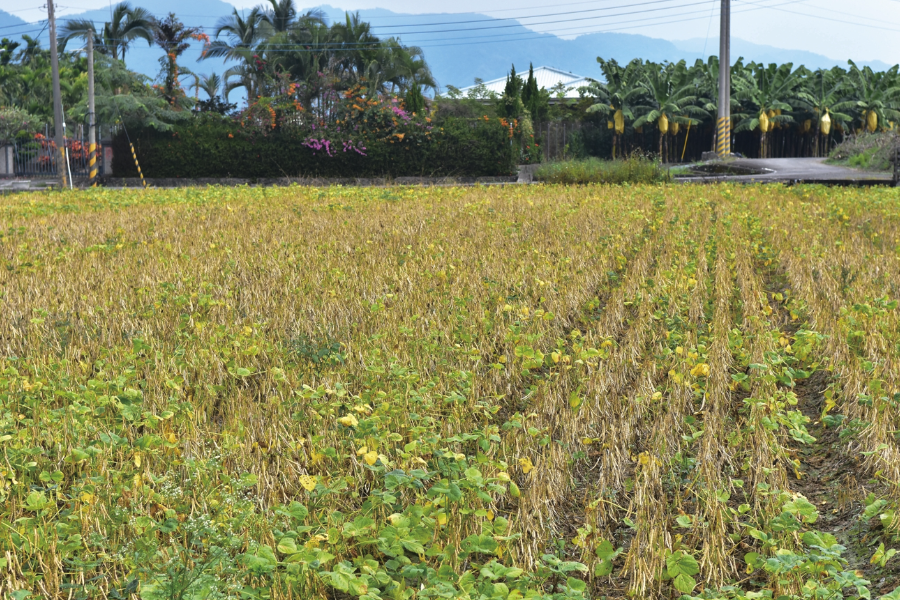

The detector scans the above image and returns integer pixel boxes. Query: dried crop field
[1,184,899,600]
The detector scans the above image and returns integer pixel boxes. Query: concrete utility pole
[716,0,731,158]
[87,34,98,186]
[48,0,68,187]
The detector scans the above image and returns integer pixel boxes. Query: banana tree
[844,60,900,134]
[733,62,804,158]
[633,60,706,163]
[583,58,644,159]
[794,67,852,156]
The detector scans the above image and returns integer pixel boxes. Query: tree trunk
[659,133,663,163]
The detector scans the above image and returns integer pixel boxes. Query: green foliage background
[112,117,517,179]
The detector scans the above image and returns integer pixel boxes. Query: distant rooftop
[457,66,595,99]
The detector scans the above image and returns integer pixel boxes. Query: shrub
[829,131,900,171]
[113,94,519,180]
[0,107,43,143]
[534,155,668,184]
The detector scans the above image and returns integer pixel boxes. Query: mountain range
[1,2,894,99]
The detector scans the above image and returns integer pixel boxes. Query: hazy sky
[11,0,900,66]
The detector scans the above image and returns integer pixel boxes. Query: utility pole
[48,0,68,187]
[716,0,731,158]
[87,34,98,186]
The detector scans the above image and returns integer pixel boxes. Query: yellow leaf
[637,452,650,466]
[363,451,379,466]
[356,446,368,456]
[134,453,142,468]
[497,472,511,481]
[519,457,534,474]
[436,513,448,525]
[486,510,494,521]
[80,492,95,505]
[338,415,358,427]
[691,363,710,378]
[299,474,317,491]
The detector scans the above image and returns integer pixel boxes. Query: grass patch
[534,156,669,184]
[828,131,899,171]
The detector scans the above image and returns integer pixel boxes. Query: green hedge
[112,117,517,179]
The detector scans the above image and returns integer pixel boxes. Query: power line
[349,0,701,28]
[735,0,900,29]
[3,0,898,51]
[0,0,716,37]
[42,0,717,36]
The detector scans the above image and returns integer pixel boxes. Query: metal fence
[535,122,597,161]
[1,124,117,179]
[894,146,900,187]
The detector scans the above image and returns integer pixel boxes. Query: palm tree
[733,62,804,158]
[584,58,645,159]
[261,0,326,34]
[206,7,268,61]
[153,13,200,101]
[633,60,706,162]
[844,60,900,134]
[378,40,436,94]
[59,2,155,64]
[205,8,268,101]
[198,73,224,100]
[329,12,379,84]
[16,35,44,66]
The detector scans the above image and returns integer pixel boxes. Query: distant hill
[0,9,28,33]
[671,38,894,73]
[317,5,897,88]
[2,3,895,100]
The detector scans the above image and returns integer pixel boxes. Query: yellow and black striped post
[129,142,148,189]
[716,116,731,158]
[88,143,98,187]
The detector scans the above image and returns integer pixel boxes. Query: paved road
[679,157,894,184]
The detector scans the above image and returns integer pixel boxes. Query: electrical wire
[735,0,900,28]
[339,0,704,28]
[3,0,898,49]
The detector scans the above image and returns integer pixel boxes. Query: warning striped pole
[130,143,147,189]
[716,116,731,159]
[87,35,98,187]
[88,143,98,187]
[716,0,731,158]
